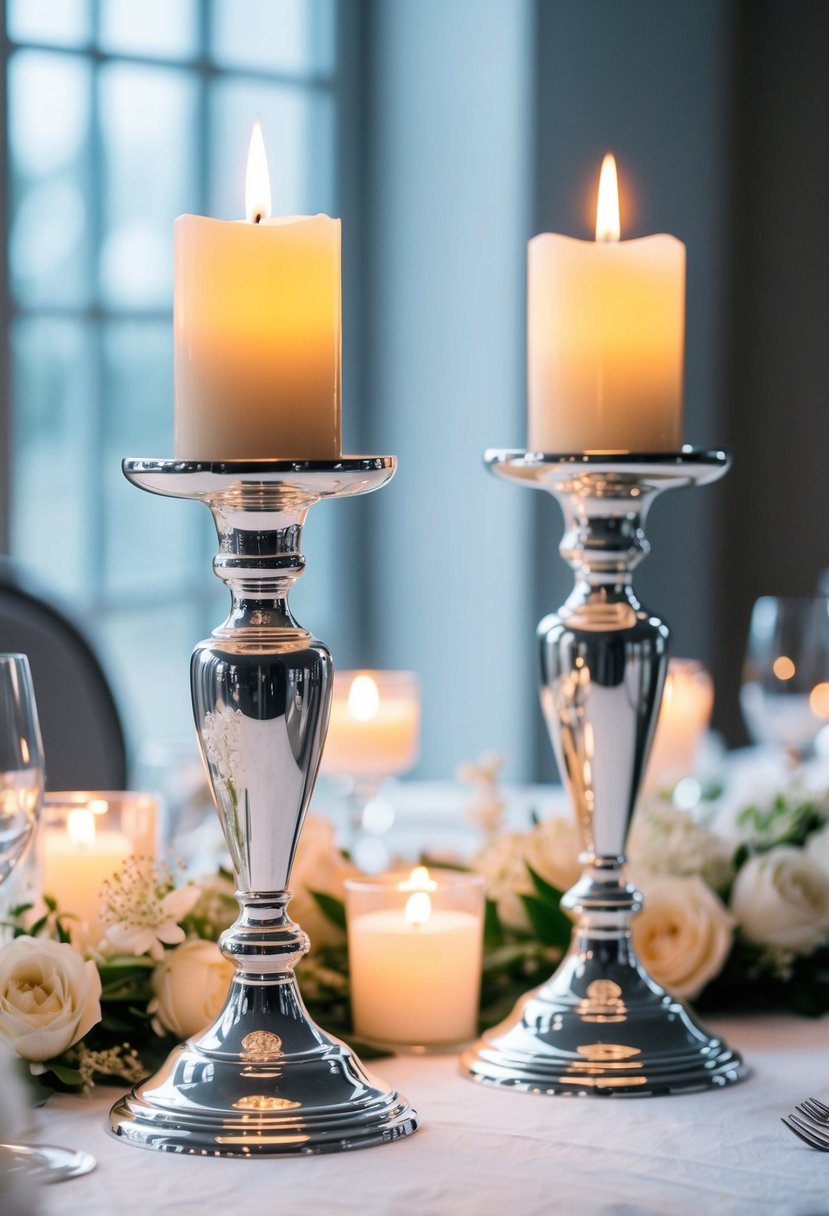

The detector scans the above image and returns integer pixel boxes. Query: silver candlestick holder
[110,458,418,1155]
[462,449,746,1096]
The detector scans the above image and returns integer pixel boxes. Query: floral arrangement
[4,779,829,1099]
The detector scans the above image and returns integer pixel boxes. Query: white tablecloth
[21,1014,829,1216]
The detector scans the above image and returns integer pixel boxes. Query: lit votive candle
[39,791,158,941]
[645,660,714,791]
[345,866,484,1051]
[322,671,420,778]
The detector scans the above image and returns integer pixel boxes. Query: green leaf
[519,893,572,949]
[526,864,566,908]
[309,890,346,931]
[44,1062,84,1088]
[483,898,504,949]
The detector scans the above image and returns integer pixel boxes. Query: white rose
[149,938,234,1040]
[473,816,582,932]
[0,937,102,1062]
[730,846,829,954]
[526,817,582,893]
[631,872,734,1000]
[806,823,829,876]
[288,814,358,949]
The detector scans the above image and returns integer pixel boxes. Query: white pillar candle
[322,671,420,777]
[528,154,684,453]
[174,121,341,460]
[346,867,484,1049]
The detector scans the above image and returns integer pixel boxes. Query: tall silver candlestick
[110,458,418,1155]
[462,449,745,1096]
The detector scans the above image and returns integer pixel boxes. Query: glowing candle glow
[528,153,684,453]
[645,659,713,791]
[174,121,341,460]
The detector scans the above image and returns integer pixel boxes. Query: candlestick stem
[462,450,745,1096]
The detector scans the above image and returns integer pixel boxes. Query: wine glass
[741,597,829,768]
[0,654,95,1184]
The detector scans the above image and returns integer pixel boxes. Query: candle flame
[348,674,380,722]
[399,864,438,892]
[245,119,272,224]
[67,808,96,847]
[404,890,432,927]
[595,153,620,242]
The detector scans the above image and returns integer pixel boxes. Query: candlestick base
[462,449,745,1096]
[110,971,416,1155]
[110,459,418,1155]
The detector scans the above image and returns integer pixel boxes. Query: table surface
[19,1014,829,1216]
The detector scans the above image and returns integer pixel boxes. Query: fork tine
[783,1113,829,1150]
[797,1099,829,1124]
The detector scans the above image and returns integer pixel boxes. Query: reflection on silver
[462,450,746,1096]
[110,459,418,1155]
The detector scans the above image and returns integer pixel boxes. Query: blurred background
[0,0,826,784]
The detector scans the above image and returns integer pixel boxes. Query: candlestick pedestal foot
[462,450,745,1097]
[110,460,418,1154]
[111,972,416,1155]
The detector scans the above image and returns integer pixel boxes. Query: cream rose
[149,938,234,1040]
[288,814,358,949]
[806,823,829,877]
[0,937,102,1062]
[473,816,582,932]
[631,872,734,1000]
[730,846,829,954]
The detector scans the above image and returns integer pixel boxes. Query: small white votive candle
[39,791,159,940]
[322,671,420,778]
[645,660,714,791]
[345,866,484,1052]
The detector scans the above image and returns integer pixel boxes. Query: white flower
[100,859,201,961]
[472,816,581,932]
[148,939,234,1040]
[0,937,102,1062]
[289,814,357,950]
[730,846,829,954]
[631,872,734,1000]
[630,798,733,889]
[201,705,243,801]
[806,822,829,876]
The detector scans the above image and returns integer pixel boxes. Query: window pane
[101,321,199,594]
[210,0,335,75]
[7,0,91,47]
[99,64,198,309]
[8,51,91,306]
[100,602,201,753]
[98,0,198,60]
[11,319,94,599]
[209,79,334,217]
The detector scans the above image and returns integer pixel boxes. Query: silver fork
[782,1103,829,1150]
[798,1098,829,1123]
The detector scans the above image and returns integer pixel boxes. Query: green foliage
[309,890,346,931]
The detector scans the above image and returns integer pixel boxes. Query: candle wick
[254,212,262,224]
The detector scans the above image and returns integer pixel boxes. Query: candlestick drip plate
[462,449,746,1096]
[110,458,418,1155]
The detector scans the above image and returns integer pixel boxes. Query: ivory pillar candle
[528,154,685,453]
[345,867,484,1049]
[174,121,341,460]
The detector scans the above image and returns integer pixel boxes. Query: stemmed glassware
[0,654,95,1185]
[741,596,829,768]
